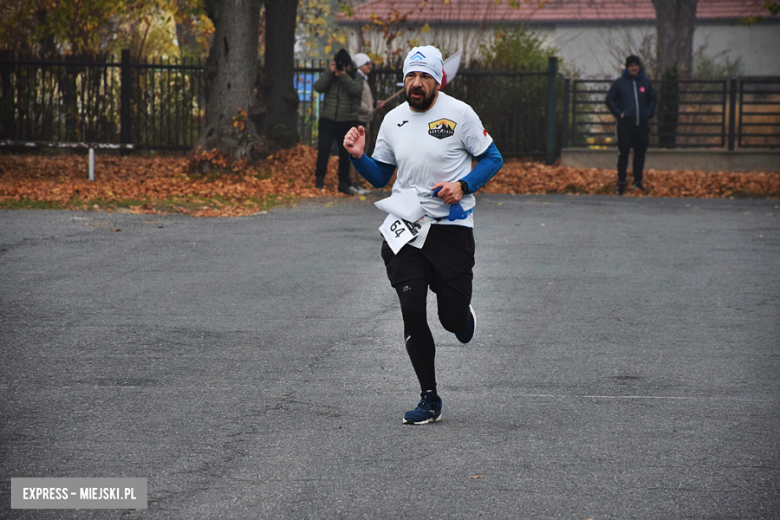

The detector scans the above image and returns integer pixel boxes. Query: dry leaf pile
[1,144,778,217]
[487,161,780,199]
[0,145,344,217]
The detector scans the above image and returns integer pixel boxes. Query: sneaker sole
[403,414,442,425]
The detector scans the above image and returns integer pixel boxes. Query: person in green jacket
[313,49,364,194]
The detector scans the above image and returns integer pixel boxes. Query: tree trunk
[0,55,15,139]
[195,0,266,163]
[657,67,680,148]
[652,0,697,78]
[255,0,300,149]
[652,0,697,148]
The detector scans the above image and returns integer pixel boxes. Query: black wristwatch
[458,179,469,194]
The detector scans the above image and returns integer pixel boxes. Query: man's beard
[406,85,437,111]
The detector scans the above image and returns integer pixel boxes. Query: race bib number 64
[380,213,420,254]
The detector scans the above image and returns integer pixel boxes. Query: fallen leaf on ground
[1,145,778,217]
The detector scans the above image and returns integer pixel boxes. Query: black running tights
[394,278,471,393]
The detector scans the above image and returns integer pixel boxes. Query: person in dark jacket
[606,55,657,194]
[313,48,364,194]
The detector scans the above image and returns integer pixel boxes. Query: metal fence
[739,78,780,148]
[5,52,774,155]
[1,53,558,156]
[565,77,780,149]
[129,55,205,150]
[0,55,122,144]
[447,68,552,157]
[0,50,204,150]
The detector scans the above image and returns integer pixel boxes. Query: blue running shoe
[455,305,477,344]
[403,392,442,425]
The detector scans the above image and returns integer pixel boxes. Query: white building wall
[693,23,780,76]
[550,25,656,77]
[345,25,495,65]
[345,21,780,78]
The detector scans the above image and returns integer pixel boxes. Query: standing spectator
[353,53,387,140]
[606,55,657,194]
[351,53,386,191]
[313,49,363,194]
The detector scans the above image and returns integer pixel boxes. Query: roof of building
[340,0,767,24]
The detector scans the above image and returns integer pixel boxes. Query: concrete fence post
[89,148,95,181]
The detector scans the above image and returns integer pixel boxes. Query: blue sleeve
[349,153,396,189]
[460,142,503,194]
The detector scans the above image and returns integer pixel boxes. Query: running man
[343,45,503,425]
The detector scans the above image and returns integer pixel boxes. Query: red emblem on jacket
[483,129,488,136]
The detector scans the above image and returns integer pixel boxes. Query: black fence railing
[1,53,558,157]
[565,77,780,150]
[0,51,205,150]
[447,68,551,157]
[129,54,205,150]
[739,78,780,149]
[3,52,776,155]
[0,55,121,145]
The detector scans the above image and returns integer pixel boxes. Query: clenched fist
[344,126,366,159]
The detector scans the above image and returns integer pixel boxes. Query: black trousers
[616,120,650,185]
[381,226,475,393]
[315,118,356,187]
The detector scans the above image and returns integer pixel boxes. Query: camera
[334,49,351,72]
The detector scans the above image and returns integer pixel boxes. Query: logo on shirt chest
[428,118,457,139]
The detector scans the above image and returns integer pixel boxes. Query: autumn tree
[173,0,215,60]
[0,0,197,60]
[296,0,352,60]
[0,0,307,163]
[193,0,299,163]
[0,0,120,57]
[651,0,697,147]
[195,0,262,162]
[652,0,697,79]
[258,1,299,148]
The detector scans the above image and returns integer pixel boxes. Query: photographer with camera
[313,48,364,194]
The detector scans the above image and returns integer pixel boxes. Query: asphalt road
[1,193,779,519]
